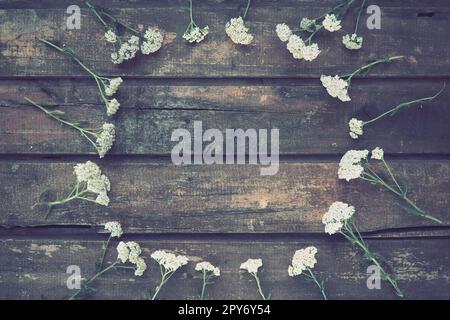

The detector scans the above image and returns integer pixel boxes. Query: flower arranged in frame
[32,160,110,219]
[240,258,270,300]
[150,250,189,300]
[321,56,404,102]
[183,0,209,43]
[323,201,404,297]
[348,85,445,139]
[342,0,367,50]
[288,246,327,300]
[86,1,164,63]
[275,0,357,61]
[25,98,116,158]
[39,39,123,116]
[225,0,253,45]
[69,239,147,300]
[195,261,220,300]
[338,148,442,224]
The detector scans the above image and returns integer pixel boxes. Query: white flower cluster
[183,25,209,43]
[195,261,221,277]
[286,34,321,61]
[104,221,123,238]
[275,23,292,42]
[348,118,364,139]
[141,27,164,55]
[96,123,116,158]
[105,77,123,97]
[322,201,355,235]
[116,241,147,276]
[342,33,363,50]
[151,250,189,272]
[105,29,117,43]
[112,35,140,64]
[225,16,253,45]
[338,149,369,181]
[288,246,317,277]
[74,161,111,206]
[300,18,317,32]
[240,258,263,274]
[371,147,384,160]
[322,14,342,32]
[320,75,350,102]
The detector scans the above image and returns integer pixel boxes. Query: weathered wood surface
[0,160,448,232]
[0,237,449,300]
[1,79,449,155]
[1,1,450,77]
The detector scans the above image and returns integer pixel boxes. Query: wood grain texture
[1,79,449,155]
[1,160,448,232]
[1,1,450,77]
[1,237,449,300]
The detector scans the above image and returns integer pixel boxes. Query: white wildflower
[117,36,140,62]
[195,261,221,277]
[104,77,123,97]
[127,241,142,264]
[106,98,120,116]
[96,123,116,158]
[73,161,101,183]
[275,23,292,42]
[183,25,209,43]
[322,201,355,235]
[371,147,384,160]
[141,27,164,54]
[225,16,253,45]
[104,221,123,238]
[322,14,341,32]
[320,75,351,102]
[338,149,369,181]
[104,30,118,43]
[301,43,321,61]
[300,18,317,32]
[87,174,110,195]
[286,34,305,60]
[349,118,364,139]
[240,258,263,274]
[117,241,130,263]
[111,51,124,64]
[342,33,363,50]
[134,256,147,276]
[95,193,110,206]
[151,250,189,272]
[288,246,317,277]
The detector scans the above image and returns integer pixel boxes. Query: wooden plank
[0,237,448,299]
[0,160,448,232]
[1,79,449,155]
[1,2,450,77]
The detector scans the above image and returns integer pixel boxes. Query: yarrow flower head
[74,160,101,183]
[322,14,342,32]
[151,250,189,272]
[105,221,123,238]
[275,23,292,42]
[320,75,350,102]
[116,241,147,276]
[342,33,363,50]
[105,29,118,43]
[371,147,384,160]
[349,118,364,139]
[104,77,123,97]
[141,27,164,54]
[73,161,111,206]
[225,16,253,45]
[195,261,220,277]
[301,43,321,61]
[183,25,209,43]
[288,246,317,277]
[286,34,305,60]
[96,123,116,158]
[322,201,355,235]
[338,149,369,181]
[240,258,263,274]
[300,18,318,32]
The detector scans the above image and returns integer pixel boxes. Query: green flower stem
[25,97,102,153]
[305,268,327,300]
[242,0,251,20]
[151,265,176,300]
[98,235,112,271]
[200,270,208,300]
[69,260,120,300]
[85,1,109,29]
[251,272,269,300]
[363,85,445,126]
[345,56,404,84]
[314,0,355,21]
[354,0,367,34]
[340,223,404,297]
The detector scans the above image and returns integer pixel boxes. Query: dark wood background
[0,0,449,299]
